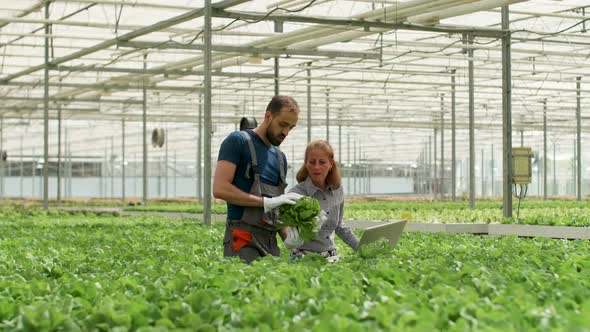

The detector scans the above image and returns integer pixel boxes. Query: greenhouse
[0,0,589,330]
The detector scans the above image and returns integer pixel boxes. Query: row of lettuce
[2,199,590,226]
[1,214,589,330]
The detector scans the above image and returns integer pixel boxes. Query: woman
[287,140,359,259]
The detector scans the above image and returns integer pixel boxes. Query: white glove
[284,227,304,250]
[263,192,303,213]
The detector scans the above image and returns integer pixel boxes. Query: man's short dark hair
[265,96,300,115]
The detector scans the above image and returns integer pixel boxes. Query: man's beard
[266,128,285,146]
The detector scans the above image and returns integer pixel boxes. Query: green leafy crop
[276,196,322,241]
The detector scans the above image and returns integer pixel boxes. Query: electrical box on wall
[512,147,533,184]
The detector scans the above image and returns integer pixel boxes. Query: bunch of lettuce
[277,196,322,242]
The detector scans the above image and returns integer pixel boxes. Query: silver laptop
[357,220,408,249]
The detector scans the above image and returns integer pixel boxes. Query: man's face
[265,109,298,146]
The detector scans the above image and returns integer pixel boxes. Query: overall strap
[276,148,286,184]
[240,131,263,194]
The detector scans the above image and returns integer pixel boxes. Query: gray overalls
[223,131,287,263]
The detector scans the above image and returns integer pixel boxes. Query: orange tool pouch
[232,228,252,252]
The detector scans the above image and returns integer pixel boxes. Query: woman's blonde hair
[296,140,341,189]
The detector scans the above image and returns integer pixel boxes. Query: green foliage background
[1,210,589,330]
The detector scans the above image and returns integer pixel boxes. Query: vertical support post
[338,125,342,163]
[134,153,137,198]
[543,99,547,200]
[157,156,161,197]
[122,118,126,202]
[502,6,513,217]
[451,70,456,201]
[57,93,62,203]
[353,139,357,195]
[481,149,485,197]
[99,148,103,198]
[537,154,541,197]
[428,135,432,195]
[32,148,36,197]
[43,2,50,209]
[165,130,169,198]
[553,141,558,196]
[520,130,524,147]
[307,62,312,143]
[68,143,72,197]
[104,144,107,198]
[326,89,330,142]
[347,132,350,192]
[203,0,213,225]
[0,117,3,199]
[273,21,282,96]
[468,32,475,209]
[423,142,428,194]
[576,77,582,200]
[64,126,69,198]
[434,127,438,200]
[20,136,23,197]
[573,139,576,195]
[491,144,495,196]
[174,150,177,197]
[111,136,114,198]
[142,53,148,205]
[197,94,202,200]
[440,95,445,199]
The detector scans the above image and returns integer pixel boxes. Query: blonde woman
[287,140,359,259]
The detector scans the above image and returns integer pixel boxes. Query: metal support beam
[111,136,114,198]
[468,33,475,209]
[0,117,3,199]
[203,0,213,226]
[428,135,432,195]
[274,21,282,96]
[553,141,558,196]
[573,139,577,196]
[0,0,249,83]
[57,84,62,203]
[491,144,495,196]
[326,89,330,142]
[338,125,342,166]
[434,127,438,200]
[0,95,144,105]
[52,65,274,80]
[43,2,50,209]
[576,77,582,200]
[502,6,513,217]
[122,118,126,202]
[117,41,381,60]
[481,149,485,197]
[307,62,311,143]
[347,133,350,192]
[197,93,202,200]
[440,95,445,199]
[543,99,547,200]
[19,136,23,197]
[142,54,148,205]
[451,70,456,201]
[165,128,169,198]
[211,9,505,38]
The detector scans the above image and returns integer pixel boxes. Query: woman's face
[306,147,333,188]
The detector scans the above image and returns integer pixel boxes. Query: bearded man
[213,96,303,263]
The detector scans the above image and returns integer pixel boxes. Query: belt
[227,219,276,235]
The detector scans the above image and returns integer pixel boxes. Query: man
[213,96,303,263]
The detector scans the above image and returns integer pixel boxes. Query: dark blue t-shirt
[217,130,287,220]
